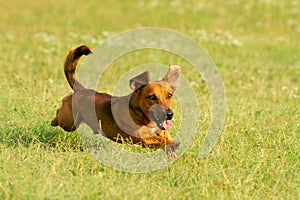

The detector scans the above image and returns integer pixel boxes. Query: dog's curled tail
[64,45,92,91]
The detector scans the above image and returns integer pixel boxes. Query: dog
[51,45,181,157]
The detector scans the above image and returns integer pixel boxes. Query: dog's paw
[168,140,180,151]
[164,140,180,159]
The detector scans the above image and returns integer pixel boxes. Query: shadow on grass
[0,121,164,155]
[0,121,84,151]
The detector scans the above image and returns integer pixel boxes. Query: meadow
[0,0,299,199]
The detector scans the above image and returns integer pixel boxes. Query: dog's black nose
[166,109,173,120]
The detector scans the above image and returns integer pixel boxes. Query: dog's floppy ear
[129,71,150,90]
[163,65,181,90]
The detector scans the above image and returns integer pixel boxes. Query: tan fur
[51,45,181,156]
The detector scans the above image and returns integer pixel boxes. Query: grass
[0,0,299,199]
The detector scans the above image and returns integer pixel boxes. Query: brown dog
[51,45,181,156]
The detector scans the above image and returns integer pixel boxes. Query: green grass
[0,0,299,199]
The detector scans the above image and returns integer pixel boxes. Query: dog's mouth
[149,110,172,130]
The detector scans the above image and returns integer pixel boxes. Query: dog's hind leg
[51,95,79,132]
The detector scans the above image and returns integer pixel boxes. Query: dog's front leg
[142,136,180,158]
[153,131,180,158]
[155,130,172,140]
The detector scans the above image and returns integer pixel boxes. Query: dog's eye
[147,95,157,101]
[167,93,173,99]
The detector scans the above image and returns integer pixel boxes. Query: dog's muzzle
[149,105,173,130]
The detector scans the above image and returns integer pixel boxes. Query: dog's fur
[51,45,181,156]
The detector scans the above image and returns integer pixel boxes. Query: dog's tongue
[162,120,172,130]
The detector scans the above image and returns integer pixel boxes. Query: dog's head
[129,65,181,130]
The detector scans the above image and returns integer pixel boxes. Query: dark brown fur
[51,45,181,156]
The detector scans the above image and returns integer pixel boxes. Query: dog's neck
[110,94,158,138]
